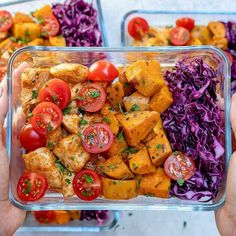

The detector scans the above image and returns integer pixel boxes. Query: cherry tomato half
[128,17,149,40]
[164,151,195,181]
[39,79,71,109]
[0,10,13,32]
[30,102,63,135]
[34,211,56,224]
[169,26,190,46]
[224,51,234,66]
[77,83,106,112]
[40,15,60,37]
[19,124,46,151]
[82,123,114,154]
[88,60,119,82]
[17,172,48,202]
[176,17,195,31]
[73,169,102,201]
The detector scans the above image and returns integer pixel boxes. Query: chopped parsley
[108,164,116,170]
[65,178,71,185]
[89,90,100,98]
[51,95,57,102]
[123,147,139,154]
[88,134,94,143]
[24,29,31,37]
[55,160,66,173]
[28,112,33,119]
[47,142,54,149]
[9,37,16,42]
[177,178,184,186]
[32,90,38,99]
[130,104,140,112]
[108,107,115,112]
[23,181,31,194]
[123,82,130,88]
[80,119,88,126]
[76,95,85,101]
[156,144,162,149]
[117,131,123,142]
[47,123,53,132]
[118,103,124,114]
[37,15,45,24]
[104,116,110,124]
[132,163,138,170]
[62,105,72,115]
[78,132,85,141]
[173,151,179,156]
[84,174,94,184]
[41,31,48,37]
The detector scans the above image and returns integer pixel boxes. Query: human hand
[215,93,236,236]
[0,62,28,236]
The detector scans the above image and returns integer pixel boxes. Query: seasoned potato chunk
[101,102,118,115]
[63,114,80,134]
[142,129,157,144]
[102,113,119,135]
[49,36,66,46]
[62,171,75,198]
[124,91,150,111]
[46,127,63,150]
[50,63,88,83]
[116,111,160,146]
[208,21,226,37]
[188,37,202,46]
[153,117,165,135]
[33,5,53,19]
[13,23,41,40]
[22,147,62,189]
[128,147,156,174]
[53,134,90,172]
[150,85,173,113]
[55,211,70,225]
[99,155,134,179]
[147,132,172,166]
[211,35,228,50]
[125,60,164,97]
[27,38,44,46]
[139,168,171,198]
[106,136,128,158]
[102,177,137,200]
[14,12,34,23]
[191,26,211,45]
[106,81,124,109]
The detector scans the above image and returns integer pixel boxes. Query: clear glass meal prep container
[0,0,108,46]
[16,211,119,232]
[7,46,231,211]
[121,10,236,46]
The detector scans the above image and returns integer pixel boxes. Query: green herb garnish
[123,147,139,154]
[84,174,94,184]
[156,144,162,149]
[118,103,124,114]
[51,95,57,102]
[108,107,115,112]
[117,131,123,142]
[108,164,116,170]
[173,151,179,156]
[47,123,53,132]
[177,178,184,186]
[130,104,140,112]
[132,163,138,170]
[28,112,33,119]
[55,160,66,173]
[80,119,88,126]
[62,105,72,115]
[123,82,130,88]
[88,134,94,143]
[25,29,31,37]
[37,15,45,24]
[104,116,110,124]
[76,96,85,101]
[47,142,54,150]
[23,181,31,194]
[89,90,100,98]
[32,90,38,99]
[65,178,71,185]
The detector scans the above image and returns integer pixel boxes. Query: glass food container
[16,211,119,232]
[0,0,108,46]
[7,46,231,211]
[121,10,236,46]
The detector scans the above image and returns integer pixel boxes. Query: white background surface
[2,0,234,235]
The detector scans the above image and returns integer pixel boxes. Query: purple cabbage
[161,57,224,201]
[52,0,102,47]
[80,210,109,224]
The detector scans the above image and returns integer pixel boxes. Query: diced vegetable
[14,12,34,23]
[13,23,41,40]
[106,136,128,158]
[150,85,173,113]
[49,36,66,46]
[139,168,171,198]
[128,146,156,174]
[54,211,70,225]
[102,177,137,200]
[33,5,53,19]
[147,132,172,166]
[211,35,228,50]
[102,112,119,135]
[99,155,134,179]
[125,60,164,97]
[124,91,150,111]
[207,21,226,37]
[116,111,160,146]
[27,38,44,46]
[188,37,202,46]
[62,114,80,134]
[190,26,211,45]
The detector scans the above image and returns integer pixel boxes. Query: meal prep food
[127,16,236,92]
[33,210,108,225]
[16,54,224,203]
[0,0,102,81]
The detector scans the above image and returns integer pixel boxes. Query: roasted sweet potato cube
[49,36,66,46]
[139,168,171,198]
[147,132,172,166]
[13,23,41,40]
[106,136,128,158]
[103,112,119,135]
[150,85,173,113]
[116,111,160,146]
[124,91,150,111]
[153,117,165,135]
[14,12,34,23]
[208,21,226,37]
[98,155,134,179]
[128,147,156,174]
[125,60,164,97]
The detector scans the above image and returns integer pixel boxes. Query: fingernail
[0,84,2,98]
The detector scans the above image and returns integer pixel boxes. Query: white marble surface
[1,0,234,235]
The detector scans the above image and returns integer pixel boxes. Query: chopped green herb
[47,123,53,132]
[78,132,85,141]
[28,112,33,119]
[112,180,117,185]
[82,191,88,196]
[32,90,38,99]
[25,29,31,37]
[177,178,184,186]
[104,116,110,124]
[62,105,72,115]
[88,134,94,143]
[84,174,94,184]
[55,160,66,173]
[123,82,130,88]
[78,142,82,148]
[89,90,100,98]
[71,156,75,161]
[37,15,45,24]
[108,164,116,170]
[117,131,123,142]
[41,31,48,37]
[9,36,16,42]
[51,95,57,102]
[108,107,115,112]
[130,104,140,112]
[47,142,54,149]
[173,151,179,156]
[80,119,88,126]
[132,163,138,170]
[118,103,124,114]
[123,147,139,154]
[76,96,85,101]
[65,178,71,185]
[156,144,162,149]
[23,181,31,194]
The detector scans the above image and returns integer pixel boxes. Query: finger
[0,77,8,128]
[230,93,236,137]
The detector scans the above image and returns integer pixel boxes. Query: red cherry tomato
[164,151,195,181]
[39,79,71,109]
[224,51,234,66]
[34,211,56,224]
[0,10,13,32]
[128,17,149,40]
[17,172,48,202]
[88,60,119,82]
[176,17,195,31]
[19,124,46,151]
[82,123,114,154]
[30,102,63,135]
[40,15,60,37]
[73,169,102,201]
[169,27,190,46]
[76,83,106,112]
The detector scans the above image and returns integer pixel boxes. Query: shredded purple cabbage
[162,57,224,201]
[81,210,109,224]
[52,0,102,46]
